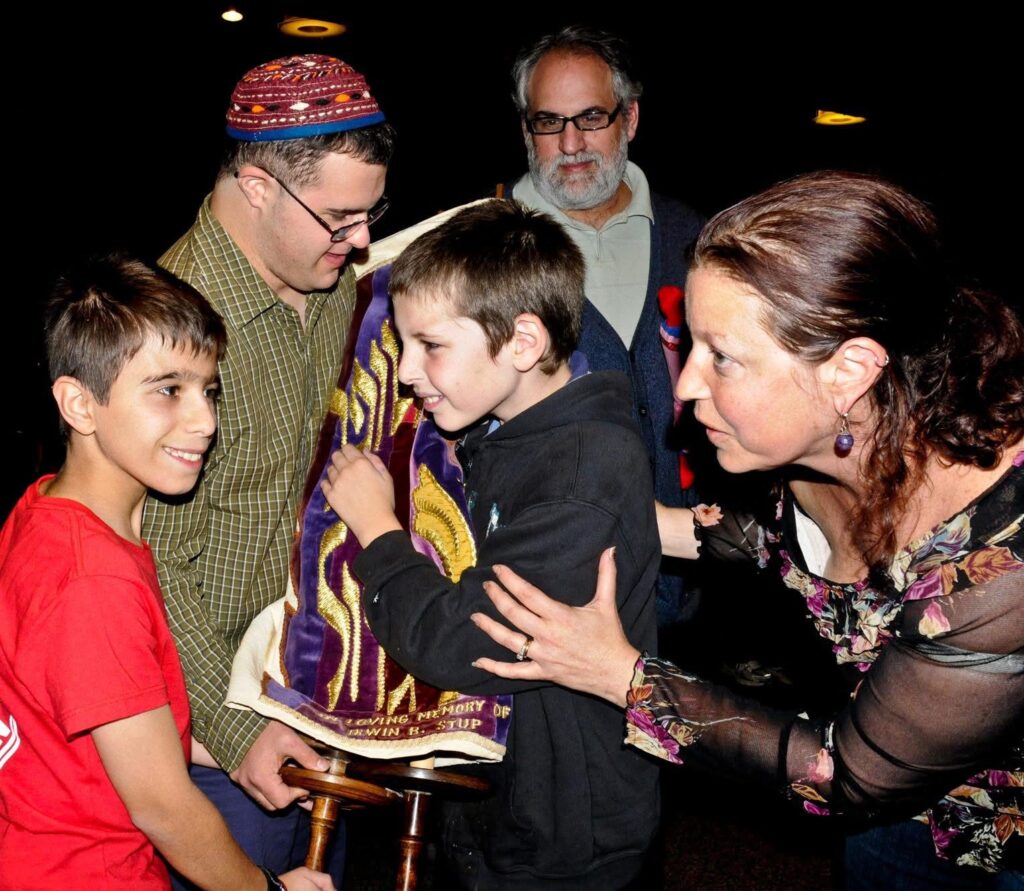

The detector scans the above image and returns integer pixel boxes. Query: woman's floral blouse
[626,453,1023,873]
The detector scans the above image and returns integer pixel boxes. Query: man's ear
[234,165,275,209]
[624,99,639,141]
[509,313,548,372]
[52,376,97,436]
[816,337,889,416]
[520,116,535,149]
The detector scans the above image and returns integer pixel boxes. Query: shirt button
[638,406,649,417]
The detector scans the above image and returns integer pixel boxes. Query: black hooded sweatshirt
[356,370,660,888]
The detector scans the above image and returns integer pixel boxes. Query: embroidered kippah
[226,54,385,142]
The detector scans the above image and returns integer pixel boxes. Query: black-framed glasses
[524,105,623,135]
[265,170,389,242]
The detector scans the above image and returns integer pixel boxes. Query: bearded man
[510,26,705,625]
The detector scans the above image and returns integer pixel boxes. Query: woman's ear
[817,337,889,415]
[51,376,97,436]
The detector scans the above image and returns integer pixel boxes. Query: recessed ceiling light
[279,17,346,38]
[221,7,243,22]
[814,109,866,126]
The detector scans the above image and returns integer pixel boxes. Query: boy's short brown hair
[46,254,227,407]
[388,200,584,374]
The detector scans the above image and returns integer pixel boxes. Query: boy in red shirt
[0,256,332,890]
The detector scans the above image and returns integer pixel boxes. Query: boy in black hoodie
[322,199,659,889]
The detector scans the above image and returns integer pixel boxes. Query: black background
[6,5,1019,510]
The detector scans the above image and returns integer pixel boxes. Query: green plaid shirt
[143,197,355,770]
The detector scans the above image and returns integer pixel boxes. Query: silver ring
[515,635,534,662]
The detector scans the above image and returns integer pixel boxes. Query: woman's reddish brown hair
[693,170,1024,571]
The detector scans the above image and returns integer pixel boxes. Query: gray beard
[526,128,629,212]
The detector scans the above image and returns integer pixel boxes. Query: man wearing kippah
[510,26,705,629]
[143,55,394,881]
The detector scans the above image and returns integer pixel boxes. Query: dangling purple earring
[835,413,854,455]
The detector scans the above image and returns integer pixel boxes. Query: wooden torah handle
[348,760,491,890]
[279,748,398,871]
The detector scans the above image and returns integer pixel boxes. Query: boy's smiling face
[394,293,522,434]
[88,334,220,500]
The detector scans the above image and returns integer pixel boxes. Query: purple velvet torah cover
[264,265,512,761]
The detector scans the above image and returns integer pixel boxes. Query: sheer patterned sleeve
[625,567,1024,825]
[691,502,777,570]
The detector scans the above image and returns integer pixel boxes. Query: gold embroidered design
[350,359,375,442]
[387,673,417,714]
[412,465,477,583]
[310,315,482,726]
[381,320,415,433]
[369,339,391,451]
[376,646,387,712]
[317,520,365,710]
[328,387,347,423]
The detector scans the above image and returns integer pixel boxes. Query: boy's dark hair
[389,200,584,373]
[46,254,227,410]
[220,124,396,186]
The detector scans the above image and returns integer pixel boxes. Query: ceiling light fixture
[814,109,866,126]
[279,17,346,38]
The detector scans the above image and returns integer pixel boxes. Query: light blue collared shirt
[514,161,654,347]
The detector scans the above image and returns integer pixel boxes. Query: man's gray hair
[511,25,643,115]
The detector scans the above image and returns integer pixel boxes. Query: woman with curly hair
[470,171,1023,888]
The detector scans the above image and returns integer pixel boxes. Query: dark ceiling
[24,6,1019,280]
[7,5,1018,501]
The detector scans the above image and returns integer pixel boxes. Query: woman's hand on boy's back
[321,444,402,546]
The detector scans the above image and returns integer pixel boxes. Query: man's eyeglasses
[524,105,623,136]
[263,170,389,242]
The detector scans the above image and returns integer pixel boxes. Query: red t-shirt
[0,478,191,889]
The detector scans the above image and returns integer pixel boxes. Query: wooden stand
[280,745,490,888]
[279,745,399,871]
[349,761,489,891]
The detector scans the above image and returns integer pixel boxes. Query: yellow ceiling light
[279,17,346,38]
[815,109,866,126]
[221,7,243,22]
